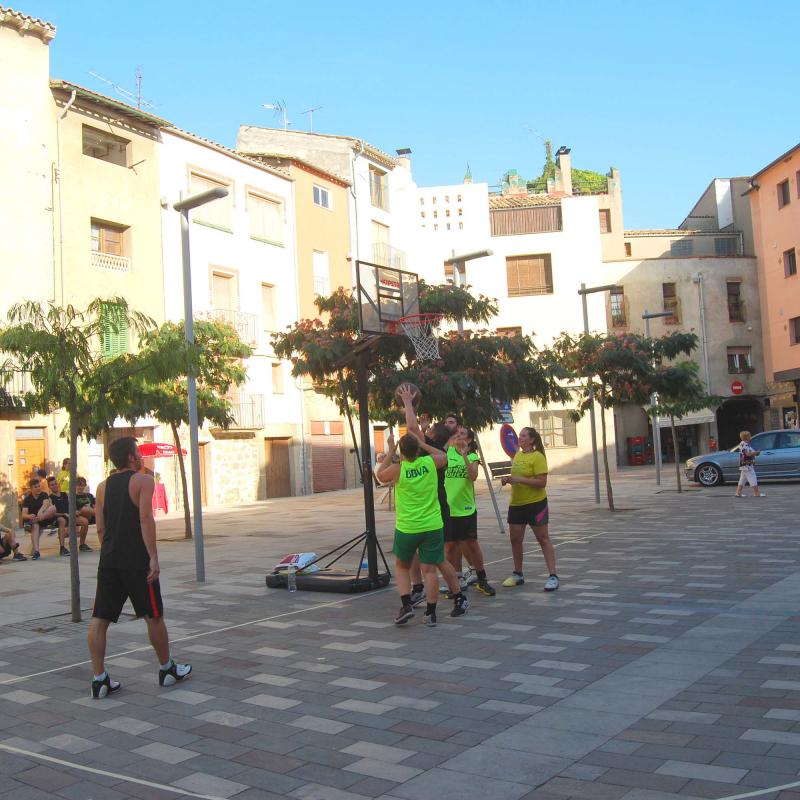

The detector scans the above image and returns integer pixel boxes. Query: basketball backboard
[356,261,420,336]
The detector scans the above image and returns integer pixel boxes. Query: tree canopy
[271,282,570,430]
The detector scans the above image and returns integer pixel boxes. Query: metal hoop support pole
[475,434,506,536]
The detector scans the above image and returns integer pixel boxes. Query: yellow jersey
[509,450,548,505]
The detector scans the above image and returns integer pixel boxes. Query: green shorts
[392,528,445,565]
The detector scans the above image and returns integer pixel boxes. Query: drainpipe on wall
[694,272,718,440]
[290,179,310,495]
[54,89,77,306]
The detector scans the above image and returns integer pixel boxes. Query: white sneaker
[544,574,560,592]
[458,574,469,591]
[464,568,479,586]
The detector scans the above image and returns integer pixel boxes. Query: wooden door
[264,438,291,498]
[16,436,45,488]
[198,442,208,506]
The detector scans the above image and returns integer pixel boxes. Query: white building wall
[159,131,304,499]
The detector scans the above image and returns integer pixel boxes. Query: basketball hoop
[397,313,443,361]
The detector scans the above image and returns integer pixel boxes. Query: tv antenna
[300,106,322,132]
[263,100,291,130]
[88,67,156,110]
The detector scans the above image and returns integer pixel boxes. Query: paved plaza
[2,470,800,800]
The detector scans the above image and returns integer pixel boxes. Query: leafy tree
[646,360,721,493]
[0,299,190,621]
[552,330,699,511]
[120,320,252,539]
[272,282,570,431]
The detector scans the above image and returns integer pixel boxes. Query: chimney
[395,147,412,173]
[555,146,572,196]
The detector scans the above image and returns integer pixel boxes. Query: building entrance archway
[717,397,763,450]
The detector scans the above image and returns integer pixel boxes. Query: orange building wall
[749,148,800,382]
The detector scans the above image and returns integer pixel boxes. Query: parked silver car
[686,429,800,486]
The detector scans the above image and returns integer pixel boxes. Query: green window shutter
[100,303,128,359]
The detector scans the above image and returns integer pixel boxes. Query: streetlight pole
[642,310,672,487]
[173,187,229,582]
[578,283,621,504]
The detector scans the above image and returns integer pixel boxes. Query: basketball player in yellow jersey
[501,426,559,591]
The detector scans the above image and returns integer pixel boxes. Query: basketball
[394,382,422,409]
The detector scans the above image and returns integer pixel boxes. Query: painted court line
[1,527,610,687]
[0,743,229,800]
[715,778,800,800]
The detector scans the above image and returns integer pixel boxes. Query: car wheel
[696,463,723,487]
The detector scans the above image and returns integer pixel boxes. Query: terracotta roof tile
[0,5,56,39]
[488,195,561,209]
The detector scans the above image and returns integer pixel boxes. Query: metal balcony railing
[372,242,406,269]
[0,370,34,412]
[91,251,130,272]
[229,393,264,429]
[196,308,258,345]
[728,300,746,322]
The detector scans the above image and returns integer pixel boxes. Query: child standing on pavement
[735,431,764,497]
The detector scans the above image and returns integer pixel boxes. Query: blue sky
[33,0,800,229]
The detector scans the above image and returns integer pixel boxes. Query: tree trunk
[671,416,682,493]
[68,414,81,622]
[599,395,615,512]
[171,422,192,539]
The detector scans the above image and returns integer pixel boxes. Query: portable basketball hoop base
[265,335,392,594]
[265,531,392,593]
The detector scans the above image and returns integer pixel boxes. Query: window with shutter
[100,303,128,359]
[189,172,232,229]
[506,255,553,297]
[248,192,282,243]
[530,410,577,448]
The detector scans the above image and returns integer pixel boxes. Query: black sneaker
[450,595,470,617]
[394,605,414,625]
[60,546,70,556]
[91,673,121,699]
[408,587,425,607]
[79,544,93,552]
[12,552,27,562]
[31,551,40,560]
[159,660,193,687]
[476,579,496,597]
[423,610,437,627]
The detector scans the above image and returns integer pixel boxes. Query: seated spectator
[46,476,90,555]
[76,477,96,526]
[21,478,50,560]
[0,524,27,561]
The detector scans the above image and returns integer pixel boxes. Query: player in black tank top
[87,436,192,699]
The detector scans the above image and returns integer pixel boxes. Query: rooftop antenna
[263,100,291,130]
[300,106,322,132]
[88,68,155,110]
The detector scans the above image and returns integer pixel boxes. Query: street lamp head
[577,283,621,295]
[444,249,493,265]
[642,311,672,320]
[173,187,229,212]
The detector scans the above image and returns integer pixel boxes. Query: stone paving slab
[2,472,800,799]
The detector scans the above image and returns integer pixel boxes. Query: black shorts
[93,567,164,623]
[445,513,478,542]
[507,499,549,528]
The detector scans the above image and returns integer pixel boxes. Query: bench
[488,460,513,483]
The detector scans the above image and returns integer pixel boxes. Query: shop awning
[655,409,716,429]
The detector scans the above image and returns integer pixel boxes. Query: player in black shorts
[87,436,192,699]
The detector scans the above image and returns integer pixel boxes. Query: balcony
[229,393,264,429]
[372,242,406,270]
[91,251,130,272]
[196,308,258,345]
[0,370,34,416]
[728,300,746,323]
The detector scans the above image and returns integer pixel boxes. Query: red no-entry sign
[731,380,744,395]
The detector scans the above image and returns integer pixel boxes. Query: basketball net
[398,313,443,361]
